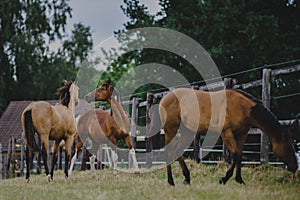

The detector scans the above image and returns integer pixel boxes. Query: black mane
[229,89,261,104]
[230,89,282,140]
[56,81,73,107]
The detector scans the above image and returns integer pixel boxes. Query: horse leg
[50,141,59,181]
[219,129,238,185]
[25,146,32,182]
[111,149,118,176]
[178,156,190,184]
[194,133,201,163]
[69,137,82,177]
[64,136,74,179]
[89,154,96,178]
[234,130,248,185]
[164,124,180,186]
[40,136,50,179]
[124,135,139,173]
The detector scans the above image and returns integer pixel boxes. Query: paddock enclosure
[0,64,300,179]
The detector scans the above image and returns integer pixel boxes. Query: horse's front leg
[111,149,118,176]
[50,141,59,182]
[129,148,140,174]
[219,129,238,185]
[235,154,245,184]
[69,138,83,177]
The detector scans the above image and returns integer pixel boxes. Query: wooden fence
[124,63,300,167]
[1,64,299,178]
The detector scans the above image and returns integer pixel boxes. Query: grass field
[0,161,299,200]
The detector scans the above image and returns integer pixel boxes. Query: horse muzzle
[85,95,93,103]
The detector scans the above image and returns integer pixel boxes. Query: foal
[69,80,139,176]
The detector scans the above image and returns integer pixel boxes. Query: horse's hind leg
[178,156,190,184]
[194,133,201,163]
[50,141,59,181]
[25,146,32,182]
[40,135,50,179]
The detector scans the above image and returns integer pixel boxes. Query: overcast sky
[66,0,161,46]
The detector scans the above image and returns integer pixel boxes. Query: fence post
[223,78,233,164]
[261,68,271,164]
[6,138,11,178]
[11,137,15,178]
[129,98,138,168]
[20,133,24,176]
[146,93,154,168]
[0,143,2,179]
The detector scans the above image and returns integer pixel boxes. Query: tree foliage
[103,0,300,118]
[0,0,93,115]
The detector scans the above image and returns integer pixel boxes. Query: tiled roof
[0,101,58,149]
[0,100,93,149]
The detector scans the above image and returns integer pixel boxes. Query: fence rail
[1,63,300,178]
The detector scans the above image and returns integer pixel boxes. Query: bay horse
[69,80,139,176]
[21,80,79,182]
[158,88,298,186]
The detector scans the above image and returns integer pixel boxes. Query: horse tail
[24,110,41,152]
[149,105,162,149]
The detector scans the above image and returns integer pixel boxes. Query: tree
[0,0,93,115]
[103,0,300,119]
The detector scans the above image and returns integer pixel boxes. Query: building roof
[0,100,93,150]
[0,101,58,149]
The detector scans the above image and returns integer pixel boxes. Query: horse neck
[250,103,282,141]
[67,89,77,117]
[67,99,76,116]
[110,97,130,133]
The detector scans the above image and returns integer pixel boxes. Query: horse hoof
[47,175,52,182]
[183,180,190,185]
[195,157,201,163]
[236,178,245,185]
[134,170,140,175]
[168,180,175,186]
[26,178,30,183]
[219,178,226,185]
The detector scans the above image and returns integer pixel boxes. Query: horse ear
[63,80,69,85]
[110,86,114,94]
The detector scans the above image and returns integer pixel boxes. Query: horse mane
[56,81,73,107]
[231,89,282,140]
[229,89,261,104]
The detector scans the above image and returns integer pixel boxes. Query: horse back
[160,88,257,133]
[22,101,53,135]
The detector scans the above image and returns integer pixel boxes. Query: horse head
[271,126,298,172]
[85,79,114,103]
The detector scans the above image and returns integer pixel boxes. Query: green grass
[0,160,299,200]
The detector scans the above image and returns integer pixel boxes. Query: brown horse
[21,80,79,182]
[69,80,139,176]
[158,88,298,186]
